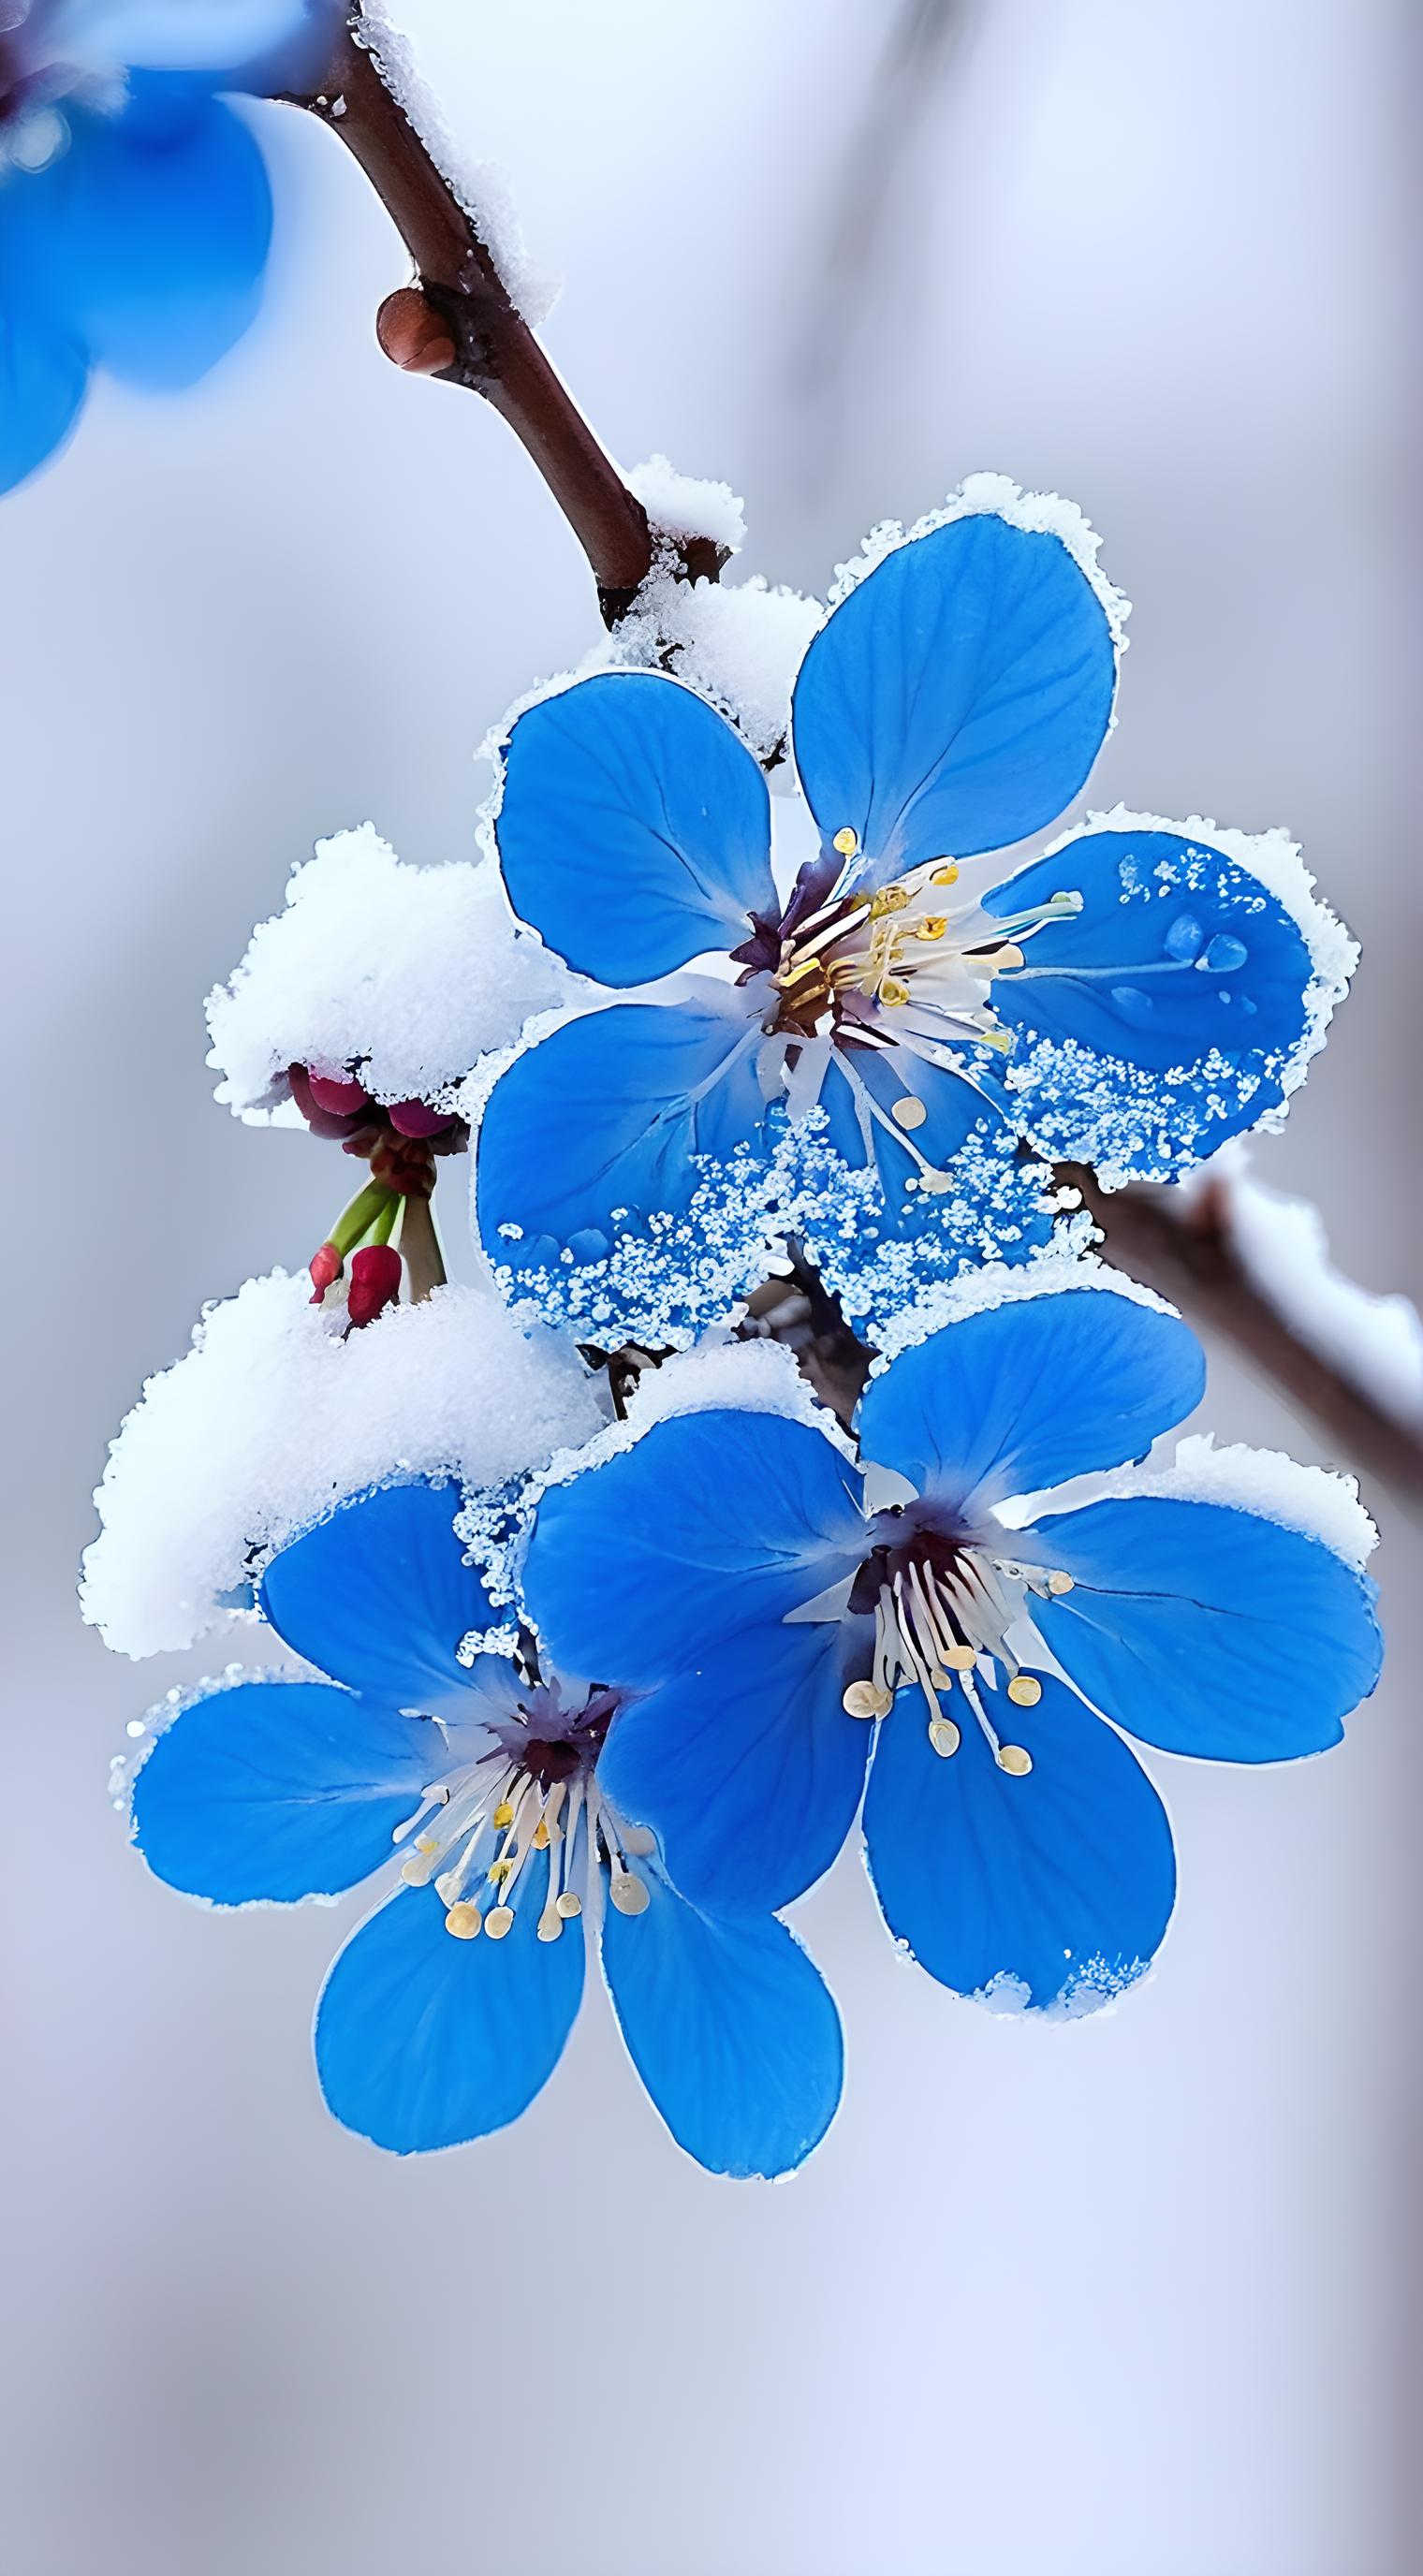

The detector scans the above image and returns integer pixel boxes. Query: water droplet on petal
[1110,985,1155,1026]
[1202,933,1247,973]
[1164,912,1204,961]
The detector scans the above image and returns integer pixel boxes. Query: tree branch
[293,7,721,616]
[1070,1169,1423,1510]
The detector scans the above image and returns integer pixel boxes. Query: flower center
[842,1520,1075,1772]
[754,841,1083,1190]
[393,1681,652,1943]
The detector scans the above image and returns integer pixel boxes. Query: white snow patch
[828,470,1131,652]
[1019,1432,1377,1572]
[606,572,822,764]
[206,825,575,1116]
[81,1272,609,1660]
[533,1332,850,1500]
[625,455,746,553]
[351,5,557,322]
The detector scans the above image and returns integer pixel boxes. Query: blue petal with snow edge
[496,673,775,984]
[524,1409,867,1687]
[9,87,272,390]
[601,1866,843,2176]
[1025,1496,1383,1761]
[863,1670,1175,2011]
[856,1289,1204,1520]
[986,828,1316,1177]
[598,1616,872,1914]
[791,514,1117,889]
[477,989,770,1293]
[315,1863,583,2154]
[258,1483,493,1723]
[131,1679,433,1905]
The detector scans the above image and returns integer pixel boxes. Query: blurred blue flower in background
[477,487,1353,1345]
[126,1477,843,2178]
[523,1281,1384,2014]
[0,0,337,490]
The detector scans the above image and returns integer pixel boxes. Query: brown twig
[1069,1170,1423,1510]
[289,7,1420,1508]
[293,9,721,617]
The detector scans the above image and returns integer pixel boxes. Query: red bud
[387,1096,454,1139]
[346,1242,403,1329]
[306,1070,372,1117]
[309,1241,342,1302]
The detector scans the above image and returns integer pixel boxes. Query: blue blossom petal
[1027,1497,1383,1760]
[792,514,1117,887]
[476,991,770,1333]
[315,1866,583,2153]
[17,87,272,391]
[598,1618,871,1913]
[601,1867,843,2176]
[130,1679,433,1905]
[856,1290,1204,1518]
[863,1671,1175,2011]
[524,1410,867,1686]
[0,274,89,490]
[259,1484,492,1722]
[790,1047,1053,1320]
[496,674,775,984]
[987,827,1317,1178]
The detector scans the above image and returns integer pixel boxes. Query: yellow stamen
[1047,1571,1075,1595]
[536,1904,564,1942]
[997,1745,1034,1777]
[932,863,960,885]
[444,1902,482,1939]
[928,1717,961,1759]
[891,1095,927,1131]
[609,1873,650,1916]
[1007,1675,1042,1706]
[879,977,910,1008]
[832,826,858,856]
[492,1800,514,1830]
[484,1905,515,1939]
[400,1854,436,1886]
[917,916,947,941]
[555,1891,582,1920]
[843,1679,893,1719]
[532,1818,550,1850]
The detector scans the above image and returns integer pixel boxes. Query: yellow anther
[944,1644,976,1672]
[492,1801,514,1830]
[928,1717,961,1759]
[832,826,858,856]
[609,1872,651,1916]
[400,1854,436,1886]
[485,1905,515,1939]
[444,1901,482,1939]
[891,1094,928,1131]
[871,886,909,917]
[932,863,960,885]
[555,1891,583,1919]
[917,916,948,941]
[532,1818,550,1850]
[976,1025,1014,1053]
[1007,1675,1043,1707]
[997,1744,1034,1777]
[1047,1570,1075,1595]
[843,1679,893,1719]
[536,1903,564,1943]
[879,977,911,1009]
[488,1856,514,1884]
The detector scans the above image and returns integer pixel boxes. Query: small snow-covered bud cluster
[94,465,1389,2175]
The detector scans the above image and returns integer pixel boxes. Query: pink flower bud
[306,1070,372,1117]
[308,1242,342,1302]
[387,1096,454,1139]
[346,1242,403,1329]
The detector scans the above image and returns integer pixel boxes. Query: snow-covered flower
[0,1,338,491]
[476,478,1352,1346]
[125,1480,843,2175]
[521,1277,1383,2014]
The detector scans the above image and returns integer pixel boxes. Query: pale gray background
[4,4,1419,2571]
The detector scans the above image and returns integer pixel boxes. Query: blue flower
[476,486,1351,1347]
[126,1477,843,2176]
[521,1281,1383,2014]
[0,2,336,491]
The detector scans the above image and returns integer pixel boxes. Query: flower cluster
[95,475,1382,2179]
